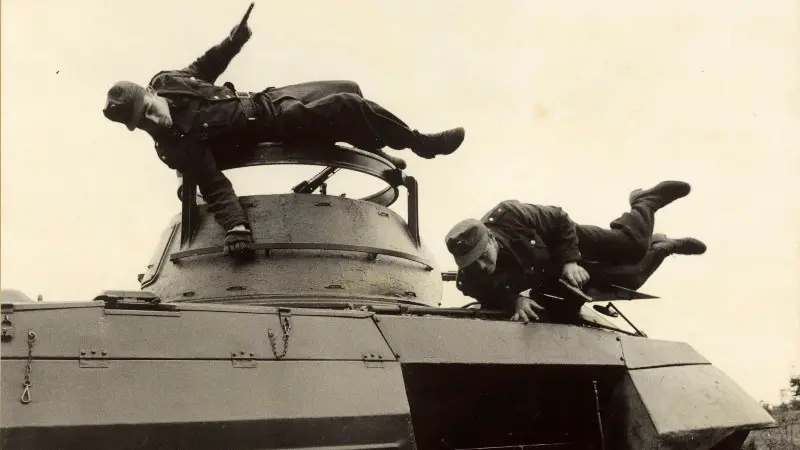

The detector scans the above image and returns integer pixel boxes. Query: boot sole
[630,181,691,207]
[412,128,465,159]
[438,128,465,156]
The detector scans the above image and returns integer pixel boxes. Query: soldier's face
[139,92,173,130]
[466,237,499,275]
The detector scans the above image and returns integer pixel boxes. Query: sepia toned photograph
[1,1,798,449]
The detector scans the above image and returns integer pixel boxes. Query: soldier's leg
[262,80,364,103]
[592,233,707,290]
[589,247,670,291]
[270,93,464,158]
[262,83,414,139]
[575,181,691,265]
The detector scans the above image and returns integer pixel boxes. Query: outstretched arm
[181,22,252,84]
[189,144,250,231]
[166,137,250,232]
[163,135,254,259]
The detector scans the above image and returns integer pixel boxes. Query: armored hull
[1,144,775,449]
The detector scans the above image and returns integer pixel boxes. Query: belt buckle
[236,91,250,99]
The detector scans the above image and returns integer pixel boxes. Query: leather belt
[236,91,257,122]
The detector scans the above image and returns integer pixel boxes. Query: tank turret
[141,143,441,307]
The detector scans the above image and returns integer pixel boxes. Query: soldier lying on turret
[102,15,464,260]
[444,181,707,323]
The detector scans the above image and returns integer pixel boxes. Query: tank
[0,142,776,449]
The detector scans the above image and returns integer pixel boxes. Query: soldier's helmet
[103,81,147,131]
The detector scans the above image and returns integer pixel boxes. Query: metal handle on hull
[169,242,435,270]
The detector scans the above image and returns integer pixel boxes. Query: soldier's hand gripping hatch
[223,227,256,261]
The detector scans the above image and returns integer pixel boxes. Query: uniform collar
[164,98,195,135]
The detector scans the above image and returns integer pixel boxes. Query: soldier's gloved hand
[561,262,590,288]
[510,296,546,323]
[229,22,252,44]
[224,226,255,260]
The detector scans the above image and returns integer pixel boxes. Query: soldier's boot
[410,127,466,159]
[629,180,691,210]
[651,233,707,255]
[373,149,407,170]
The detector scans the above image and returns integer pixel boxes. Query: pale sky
[1,0,798,404]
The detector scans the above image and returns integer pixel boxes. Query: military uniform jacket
[455,200,582,310]
[147,32,254,231]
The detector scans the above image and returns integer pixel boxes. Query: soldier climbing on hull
[102,6,465,260]
[444,181,707,323]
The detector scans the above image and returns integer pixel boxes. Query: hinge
[79,348,109,368]
[1,311,16,342]
[231,350,257,368]
[362,352,386,368]
[97,290,179,315]
[95,290,162,305]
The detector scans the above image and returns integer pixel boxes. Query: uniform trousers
[251,80,419,151]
